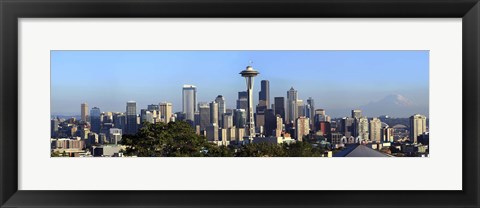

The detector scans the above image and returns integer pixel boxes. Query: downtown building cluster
[51,65,429,157]
[51,101,175,157]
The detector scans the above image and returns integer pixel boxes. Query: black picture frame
[1,0,479,207]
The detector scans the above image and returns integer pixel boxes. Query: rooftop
[183,84,196,88]
[334,144,391,157]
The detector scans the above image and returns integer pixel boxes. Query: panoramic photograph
[50,50,429,157]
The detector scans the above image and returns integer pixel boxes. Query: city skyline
[51,52,430,157]
[51,50,429,118]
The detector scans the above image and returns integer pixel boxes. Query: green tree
[121,121,215,157]
[120,121,328,157]
[236,143,286,157]
[283,142,322,157]
[206,145,234,157]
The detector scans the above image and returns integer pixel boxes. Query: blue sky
[51,50,429,118]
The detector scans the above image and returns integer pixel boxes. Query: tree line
[120,121,326,157]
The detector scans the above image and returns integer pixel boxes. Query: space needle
[240,65,259,143]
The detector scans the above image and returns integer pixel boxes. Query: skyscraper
[236,91,248,110]
[318,121,331,138]
[147,104,159,112]
[238,91,247,99]
[382,127,394,142]
[222,113,233,129]
[159,102,173,123]
[255,113,265,129]
[140,109,148,123]
[305,103,312,118]
[51,118,59,137]
[209,101,219,125]
[182,85,197,122]
[295,116,310,142]
[147,104,159,121]
[274,97,285,123]
[256,81,269,129]
[194,112,200,129]
[233,109,247,128]
[240,65,259,143]
[409,114,427,143]
[198,103,210,131]
[352,109,363,137]
[90,107,101,133]
[226,127,236,142]
[313,109,326,131]
[315,109,326,117]
[206,123,219,141]
[126,101,137,135]
[140,109,154,124]
[286,87,298,124]
[215,95,226,126]
[101,123,114,140]
[264,109,276,137]
[102,112,113,124]
[341,117,354,137]
[296,99,304,117]
[258,80,270,111]
[113,113,126,131]
[352,109,362,119]
[306,97,315,120]
[369,117,382,142]
[275,115,283,137]
[81,102,89,122]
[357,117,369,141]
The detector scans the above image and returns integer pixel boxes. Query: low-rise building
[252,136,295,144]
[92,145,123,157]
[51,138,85,150]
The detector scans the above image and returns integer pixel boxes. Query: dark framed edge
[1,0,479,207]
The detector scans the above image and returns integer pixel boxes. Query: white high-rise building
[409,114,427,143]
[369,117,382,142]
[182,85,197,122]
[275,115,283,137]
[382,127,394,142]
[357,117,369,142]
[295,116,310,142]
[210,101,219,125]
